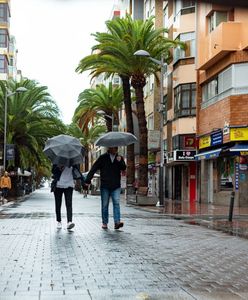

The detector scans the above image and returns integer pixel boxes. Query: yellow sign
[230,128,248,141]
[241,151,248,156]
[199,135,211,149]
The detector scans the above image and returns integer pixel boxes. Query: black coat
[85,152,126,190]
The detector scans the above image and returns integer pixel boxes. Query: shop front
[196,128,248,206]
[166,150,196,201]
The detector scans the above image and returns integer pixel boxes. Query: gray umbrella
[95,131,138,147]
[43,134,84,167]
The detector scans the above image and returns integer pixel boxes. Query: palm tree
[76,15,182,192]
[66,122,106,172]
[0,78,66,189]
[74,83,123,132]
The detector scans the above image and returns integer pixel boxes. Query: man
[85,147,126,230]
[0,171,11,203]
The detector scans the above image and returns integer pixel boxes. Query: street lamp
[134,49,167,206]
[98,110,118,131]
[3,87,27,170]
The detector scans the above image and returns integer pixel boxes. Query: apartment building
[196,2,248,206]
[0,0,10,80]
[161,0,197,202]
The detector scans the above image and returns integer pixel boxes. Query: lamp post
[134,50,166,206]
[98,110,118,131]
[3,87,27,170]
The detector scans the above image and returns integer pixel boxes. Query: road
[0,188,248,299]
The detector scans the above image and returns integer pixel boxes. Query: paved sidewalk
[1,189,248,299]
[130,198,248,239]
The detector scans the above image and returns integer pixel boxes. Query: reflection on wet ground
[139,199,248,239]
[156,199,248,217]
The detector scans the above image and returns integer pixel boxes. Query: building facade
[196,2,248,206]
[163,0,197,202]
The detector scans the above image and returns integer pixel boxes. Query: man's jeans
[100,187,121,225]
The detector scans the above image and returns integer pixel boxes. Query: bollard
[228,191,235,222]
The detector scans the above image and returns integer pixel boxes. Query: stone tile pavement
[1,188,248,299]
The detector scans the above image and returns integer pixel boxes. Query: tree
[77,15,182,192]
[66,122,106,172]
[0,78,66,187]
[74,83,123,132]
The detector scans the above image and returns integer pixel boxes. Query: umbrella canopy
[43,134,84,167]
[95,131,137,147]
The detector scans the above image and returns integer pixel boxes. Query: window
[202,78,218,102]
[0,55,8,73]
[202,65,233,103]
[175,0,195,17]
[218,157,234,190]
[172,135,180,150]
[0,3,9,23]
[147,114,154,130]
[174,32,195,62]
[174,83,196,117]
[0,29,9,48]
[163,5,169,31]
[209,11,228,32]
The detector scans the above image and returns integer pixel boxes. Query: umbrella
[95,131,138,147]
[43,134,84,167]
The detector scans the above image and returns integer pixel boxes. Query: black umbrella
[43,134,84,167]
[95,131,138,147]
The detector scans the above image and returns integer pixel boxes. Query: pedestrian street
[1,188,248,300]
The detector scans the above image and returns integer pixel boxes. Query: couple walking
[52,146,126,230]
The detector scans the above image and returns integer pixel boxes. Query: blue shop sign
[211,130,223,146]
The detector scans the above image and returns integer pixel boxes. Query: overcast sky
[11,0,114,124]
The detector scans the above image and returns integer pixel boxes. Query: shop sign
[199,131,223,149]
[239,164,248,171]
[184,136,196,148]
[223,122,230,135]
[175,150,196,161]
[199,136,211,149]
[6,144,15,161]
[230,127,248,141]
[235,162,239,190]
[148,130,160,149]
[167,152,174,162]
[241,151,248,156]
[211,130,223,146]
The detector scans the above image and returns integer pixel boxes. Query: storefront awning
[195,148,222,160]
[229,143,248,152]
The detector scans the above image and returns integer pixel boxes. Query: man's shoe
[102,224,108,230]
[57,222,62,229]
[67,222,75,230]
[114,222,124,230]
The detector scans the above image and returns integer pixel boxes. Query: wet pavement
[1,189,248,299]
[137,199,248,239]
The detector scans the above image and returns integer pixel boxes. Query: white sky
[11,0,115,124]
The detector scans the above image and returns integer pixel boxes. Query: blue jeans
[100,187,121,225]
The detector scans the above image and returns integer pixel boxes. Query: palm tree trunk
[134,86,148,192]
[121,76,135,189]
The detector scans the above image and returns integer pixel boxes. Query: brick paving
[1,189,248,299]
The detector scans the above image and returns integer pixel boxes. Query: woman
[51,164,83,230]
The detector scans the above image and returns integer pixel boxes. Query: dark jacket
[85,152,126,190]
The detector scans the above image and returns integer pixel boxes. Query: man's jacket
[85,152,126,190]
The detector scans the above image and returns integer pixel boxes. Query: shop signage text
[230,127,248,141]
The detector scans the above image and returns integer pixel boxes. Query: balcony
[198,22,248,70]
